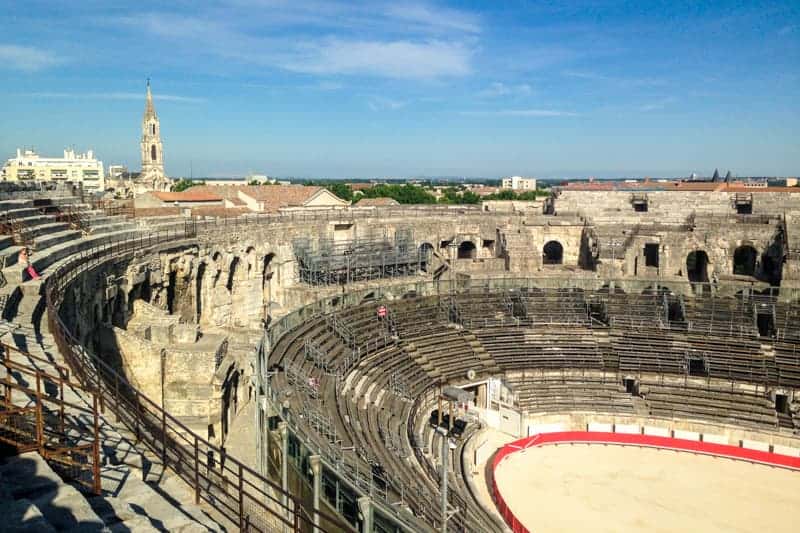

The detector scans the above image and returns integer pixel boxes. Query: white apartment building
[2,148,105,191]
[501,175,537,191]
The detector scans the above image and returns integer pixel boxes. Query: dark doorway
[644,243,659,268]
[419,242,434,259]
[775,394,789,414]
[227,257,240,291]
[686,250,709,283]
[542,241,563,265]
[457,241,476,259]
[733,245,758,276]
[756,311,775,337]
[196,262,206,323]
[623,378,639,395]
[633,202,648,212]
[166,271,177,314]
[687,357,708,377]
[736,203,753,215]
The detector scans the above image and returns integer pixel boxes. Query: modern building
[1,148,105,191]
[501,175,537,191]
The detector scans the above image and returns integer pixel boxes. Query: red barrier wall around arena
[491,431,800,533]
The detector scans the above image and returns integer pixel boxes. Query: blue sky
[1,0,798,179]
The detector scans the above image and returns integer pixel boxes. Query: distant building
[1,148,105,191]
[107,165,127,180]
[501,176,537,191]
[186,184,349,212]
[787,178,798,187]
[134,190,224,209]
[353,197,400,207]
[138,80,170,193]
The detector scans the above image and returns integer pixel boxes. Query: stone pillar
[278,422,289,509]
[357,496,373,533]
[309,455,322,532]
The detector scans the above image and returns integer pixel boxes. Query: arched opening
[151,123,156,135]
[262,253,275,318]
[457,241,476,259]
[245,246,256,277]
[542,240,563,265]
[196,262,206,323]
[686,251,709,283]
[151,144,157,162]
[419,242,434,258]
[165,270,177,314]
[733,245,757,276]
[227,257,240,292]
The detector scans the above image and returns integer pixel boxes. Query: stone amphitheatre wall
[53,197,799,448]
[555,190,800,218]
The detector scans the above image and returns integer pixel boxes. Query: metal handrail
[43,226,351,532]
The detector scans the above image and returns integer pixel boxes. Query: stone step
[0,200,34,212]
[0,452,106,531]
[33,228,82,250]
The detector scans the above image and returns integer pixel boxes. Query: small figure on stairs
[18,247,41,280]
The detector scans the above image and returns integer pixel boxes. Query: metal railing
[0,343,101,494]
[43,227,350,532]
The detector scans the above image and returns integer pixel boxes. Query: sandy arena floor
[494,443,799,532]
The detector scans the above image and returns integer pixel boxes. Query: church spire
[144,78,156,118]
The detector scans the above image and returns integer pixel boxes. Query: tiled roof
[355,197,400,206]
[151,191,222,202]
[238,185,333,211]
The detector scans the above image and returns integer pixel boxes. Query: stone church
[137,80,171,193]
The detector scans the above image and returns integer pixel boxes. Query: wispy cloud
[460,109,577,117]
[383,3,481,34]
[563,70,666,87]
[639,96,677,112]
[121,10,475,80]
[0,44,61,72]
[284,38,472,79]
[367,96,407,111]
[28,92,205,103]
[477,82,533,98]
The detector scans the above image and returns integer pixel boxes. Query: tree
[324,182,354,202]
[357,184,437,204]
[173,178,204,192]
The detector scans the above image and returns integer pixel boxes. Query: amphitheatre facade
[1,182,799,531]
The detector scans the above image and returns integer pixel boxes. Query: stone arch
[419,242,434,257]
[262,253,276,317]
[733,245,758,276]
[542,240,563,265]
[245,246,257,277]
[362,291,376,303]
[196,261,206,323]
[686,250,710,283]
[457,240,476,259]
[226,257,241,292]
[151,144,157,162]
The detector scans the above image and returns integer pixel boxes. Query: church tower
[140,79,169,190]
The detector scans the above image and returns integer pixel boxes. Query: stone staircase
[0,197,228,531]
[0,285,224,531]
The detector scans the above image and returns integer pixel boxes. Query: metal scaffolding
[294,228,428,285]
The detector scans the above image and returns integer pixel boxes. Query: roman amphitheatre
[1,180,799,532]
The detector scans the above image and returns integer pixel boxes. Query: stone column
[278,422,289,509]
[309,455,322,532]
[357,496,373,533]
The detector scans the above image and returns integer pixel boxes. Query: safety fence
[491,431,800,532]
[0,342,101,494]
[43,227,351,532]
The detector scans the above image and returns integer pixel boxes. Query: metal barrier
[0,343,101,494]
[43,227,351,532]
